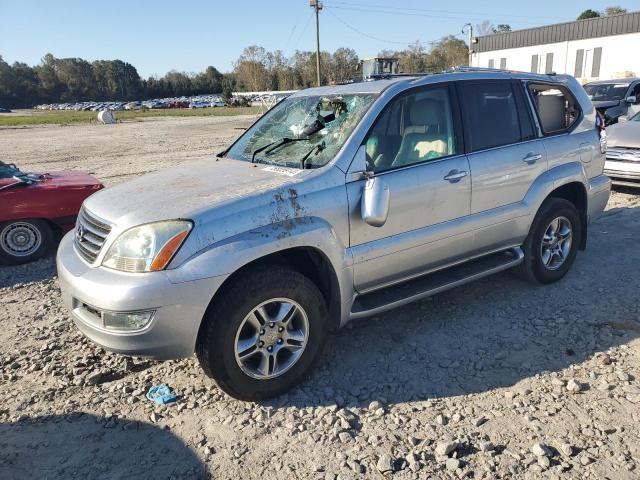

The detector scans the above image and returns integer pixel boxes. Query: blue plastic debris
[146,384,177,405]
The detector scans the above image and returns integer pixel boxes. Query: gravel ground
[1,117,640,480]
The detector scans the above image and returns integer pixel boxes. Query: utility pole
[310,0,322,86]
[462,23,473,66]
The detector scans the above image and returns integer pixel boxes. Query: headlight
[102,220,192,273]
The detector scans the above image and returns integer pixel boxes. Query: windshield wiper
[251,137,309,163]
[300,141,326,169]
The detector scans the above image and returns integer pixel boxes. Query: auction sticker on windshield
[262,166,302,177]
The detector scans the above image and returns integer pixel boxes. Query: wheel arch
[198,245,343,341]
[547,182,588,249]
[525,162,589,250]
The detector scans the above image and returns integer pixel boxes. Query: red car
[0,162,103,265]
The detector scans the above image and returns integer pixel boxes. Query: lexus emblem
[75,224,85,242]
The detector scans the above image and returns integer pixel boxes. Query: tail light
[596,111,607,154]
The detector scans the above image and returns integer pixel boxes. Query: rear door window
[457,81,523,152]
[527,83,581,135]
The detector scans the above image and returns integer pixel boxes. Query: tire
[0,219,54,265]
[196,265,329,401]
[517,197,582,285]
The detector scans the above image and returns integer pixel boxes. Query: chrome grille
[606,147,640,163]
[74,208,112,264]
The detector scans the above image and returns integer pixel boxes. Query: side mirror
[625,95,637,104]
[618,115,628,123]
[361,176,390,227]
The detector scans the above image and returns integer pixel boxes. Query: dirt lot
[1,117,640,480]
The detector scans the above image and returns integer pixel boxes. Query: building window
[500,58,507,69]
[574,48,602,79]
[531,55,539,73]
[574,49,584,78]
[591,47,602,78]
[488,59,495,68]
[545,53,554,74]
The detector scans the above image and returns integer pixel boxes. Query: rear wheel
[196,265,329,400]
[0,219,54,265]
[517,198,582,284]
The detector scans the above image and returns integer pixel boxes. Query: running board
[350,247,524,319]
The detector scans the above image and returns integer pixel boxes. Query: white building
[471,11,640,82]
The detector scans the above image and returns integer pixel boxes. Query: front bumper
[56,232,226,360]
[604,158,640,185]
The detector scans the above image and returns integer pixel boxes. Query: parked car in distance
[0,107,11,113]
[1,162,103,265]
[57,69,610,400]
[604,111,640,187]
[584,78,640,125]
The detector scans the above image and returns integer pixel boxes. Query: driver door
[347,84,472,292]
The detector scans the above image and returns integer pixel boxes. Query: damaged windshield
[226,93,376,168]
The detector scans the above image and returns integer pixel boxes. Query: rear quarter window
[527,83,581,135]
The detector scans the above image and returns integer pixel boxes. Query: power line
[323,0,568,22]
[325,7,430,46]
[324,4,555,27]
[292,11,314,52]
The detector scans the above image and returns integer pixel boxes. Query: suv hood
[84,158,310,227]
[592,100,621,109]
[607,121,640,148]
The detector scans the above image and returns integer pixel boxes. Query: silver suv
[57,70,611,400]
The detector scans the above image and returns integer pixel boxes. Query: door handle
[443,170,468,183]
[523,153,542,164]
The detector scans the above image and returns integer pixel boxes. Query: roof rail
[446,65,557,75]
[365,67,560,81]
[367,73,427,80]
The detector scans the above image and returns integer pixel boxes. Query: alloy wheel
[234,298,309,380]
[540,216,572,271]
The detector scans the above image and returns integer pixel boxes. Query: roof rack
[365,66,560,81]
[447,65,557,75]
[367,73,427,80]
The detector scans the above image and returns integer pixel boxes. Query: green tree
[604,6,627,15]
[428,36,469,71]
[193,66,224,94]
[397,41,429,73]
[330,47,359,84]
[578,9,600,19]
[493,24,512,33]
[233,45,271,91]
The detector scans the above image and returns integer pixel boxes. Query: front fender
[166,215,350,284]
[166,216,354,327]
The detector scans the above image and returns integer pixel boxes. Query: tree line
[0,36,467,109]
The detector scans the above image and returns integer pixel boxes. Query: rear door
[457,80,546,255]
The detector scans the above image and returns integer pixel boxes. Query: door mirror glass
[361,176,390,227]
[626,95,637,104]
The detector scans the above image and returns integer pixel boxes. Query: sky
[1,0,638,78]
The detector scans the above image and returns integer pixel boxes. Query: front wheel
[0,219,54,265]
[196,265,329,400]
[517,197,582,284]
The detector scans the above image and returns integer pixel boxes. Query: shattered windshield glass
[226,94,376,168]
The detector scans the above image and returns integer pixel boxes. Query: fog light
[102,310,155,331]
